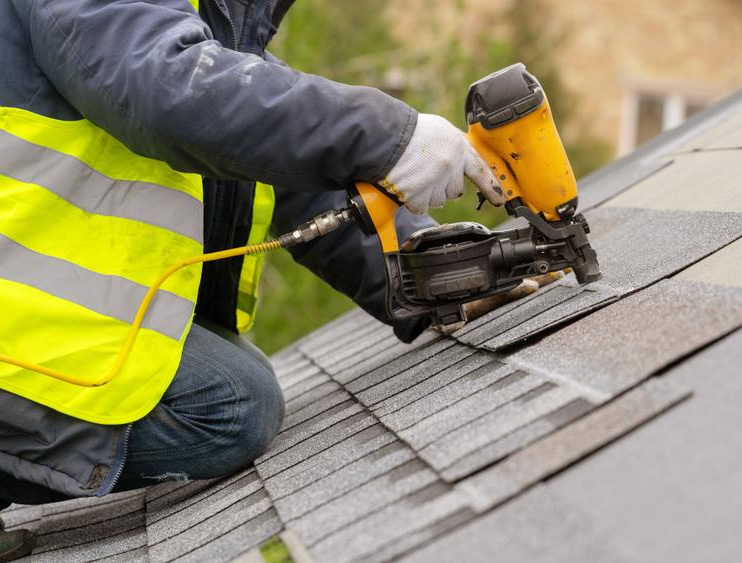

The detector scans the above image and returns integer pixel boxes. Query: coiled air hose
[0,208,354,387]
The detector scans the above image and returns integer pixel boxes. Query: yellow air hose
[0,207,354,387]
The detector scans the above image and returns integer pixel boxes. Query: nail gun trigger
[476,192,486,211]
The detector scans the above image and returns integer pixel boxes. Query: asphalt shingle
[457,377,689,513]
[256,412,378,479]
[272,441,416,521]
[418,384,584,475]
[354,343,476,404]
[288,459,439,548]
[397,370,547,448]
[258,424,397,500]
[308,483,474,563]
[400,484,632,563]
[262,400,365,460]
[330,329,442,386]
[511,278,742,396]
[23,491,147,563]
[340,335,453,390]
[541,329,742,563]
[604,151,742,213]
[147,488,278,562]
[146,470,264,546]
[373,356,508,423]
[675,237,742,288]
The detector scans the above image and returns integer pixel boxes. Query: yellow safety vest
[0,115,273,425]
[238,182,275,332]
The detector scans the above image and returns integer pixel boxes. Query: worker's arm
[17,0,415,193]
[272,187,436,343]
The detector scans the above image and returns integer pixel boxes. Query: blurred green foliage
[249,0,611,355]
[259,536,293,563]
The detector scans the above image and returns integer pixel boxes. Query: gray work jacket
[0,0,433,499]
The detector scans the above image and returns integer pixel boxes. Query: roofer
[0,0,511,558]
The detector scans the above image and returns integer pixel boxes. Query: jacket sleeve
[272,187,437,343]
[21,0,417,192]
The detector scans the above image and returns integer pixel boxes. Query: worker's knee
[219,359,285,471]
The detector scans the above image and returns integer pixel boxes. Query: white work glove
[378,113,505,215]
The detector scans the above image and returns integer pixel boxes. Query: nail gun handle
[351,182,401,254]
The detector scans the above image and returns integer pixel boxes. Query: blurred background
[250,0,742,354]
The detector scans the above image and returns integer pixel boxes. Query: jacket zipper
[210,0,237,50]
[104,423,133,494]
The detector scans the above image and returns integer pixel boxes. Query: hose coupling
[279,208,354,248]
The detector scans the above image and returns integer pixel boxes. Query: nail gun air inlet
[0,207,355,388]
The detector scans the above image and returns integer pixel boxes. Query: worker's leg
[0,319,284,503]
[114,320,285,490]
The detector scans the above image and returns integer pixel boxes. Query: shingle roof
[8,90,742,562]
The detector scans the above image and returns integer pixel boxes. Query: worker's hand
[436,272,565,334]
[378,114,506,215]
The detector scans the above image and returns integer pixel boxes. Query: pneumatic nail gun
[348,63,602,328]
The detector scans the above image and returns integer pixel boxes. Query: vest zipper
[209,0,238,50]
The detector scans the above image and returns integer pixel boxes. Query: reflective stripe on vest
[0,106,203,425]
[237,182,275,333]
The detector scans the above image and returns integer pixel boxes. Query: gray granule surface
[37,491,145,533]
[354,344,477,405]
[457,378,689,514]
[341,336,455,391]
[33,507,146,557]
[31,527,149,563]
[511,278,742,396]
[585,207,742,292]
[441,398,595,481]
[273,441,417,521]
[323,331,402,376]
[262,400,365,459]
[379,359,514,431]
[309,483,473,562]
[289,459,440,547]
[419,385,581,471]
[273,360,322,390]
[281,379,342,415]
[280,371,332,403]
[455,284,586,346]
[370,352,499,418]
[400,484,632,563]
[331,329,442,385]
[301,319,389,361]
[146,476,266,545]
[308,324,395,374]
[147,471,258,525]
[257,424,397,497]
[579,157,672,212]
[452,280,575,339]
[468,206,742,354]
[398,370,547,449]
[280,387,354,431]
[172,509,282,563]
[294,308,374,352]
[255,412,378,479]
[480,288,618,352]
[148,489,274,559]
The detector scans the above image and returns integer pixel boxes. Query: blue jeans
[0,317,285,506]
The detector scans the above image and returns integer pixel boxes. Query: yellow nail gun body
[351,63,601,327]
